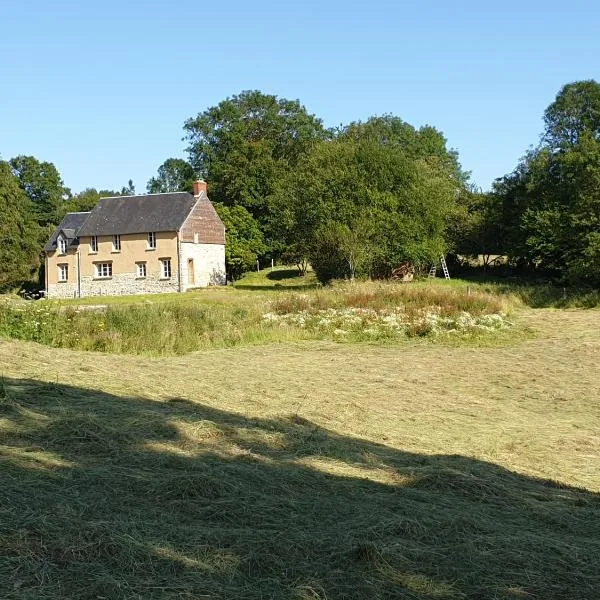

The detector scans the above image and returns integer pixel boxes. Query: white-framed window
[58,263,68,282]
[112,234,121,252]
[160,258,172,279]
[90,235,98,253]
[57,235,67,255]
[136,262,147,278]
[95,262,113,278]
[147,232,156,249]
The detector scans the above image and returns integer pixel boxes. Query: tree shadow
[456,269,600,308]
[1,377,599,599]
[234,282,318,291]
[266,269,304,282]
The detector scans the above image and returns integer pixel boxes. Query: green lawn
[1,272,599,598]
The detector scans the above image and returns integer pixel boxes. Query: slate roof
[77,192,197,236]
[44,212,91,253]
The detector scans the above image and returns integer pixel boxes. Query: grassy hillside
[1,306,599,598]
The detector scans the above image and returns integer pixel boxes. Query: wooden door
[187,258,195,286]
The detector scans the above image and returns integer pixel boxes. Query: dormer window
[57,235,67,255]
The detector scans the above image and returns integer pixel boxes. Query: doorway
[187,258,195,286]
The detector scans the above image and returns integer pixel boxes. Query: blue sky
[1,0,599,193]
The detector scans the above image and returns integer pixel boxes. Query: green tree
[120,179,135,196]
[0,161,41,289]
[147,158,195,193]
[544,80,600,149]
[184,90,328,253]
[9,155,70,227]
[213,203,266,280]
[280,134,460,283]
[495,80,600,283]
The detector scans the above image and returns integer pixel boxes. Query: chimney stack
[192,180,207,196]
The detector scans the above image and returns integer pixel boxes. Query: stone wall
[180,242,226,290]
[46,282,79,299]
[79,272,179,297]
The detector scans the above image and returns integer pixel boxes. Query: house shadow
[1,377,599,599]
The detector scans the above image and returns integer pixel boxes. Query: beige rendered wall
[46,250,79,298]
[78,231,179,279]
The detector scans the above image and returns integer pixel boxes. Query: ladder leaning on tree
[428,256,451,280]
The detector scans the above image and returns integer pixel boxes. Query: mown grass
[1,307,599,599]
[0,274,517,356]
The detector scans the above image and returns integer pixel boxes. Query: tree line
[2,80,600,290]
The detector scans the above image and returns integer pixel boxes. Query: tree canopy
[492,79,600,283]
[184,90,328,253]
[0,162,40,290]
[147,158,195,193]
[9,155,69,228]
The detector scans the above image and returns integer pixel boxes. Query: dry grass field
[1,274,599,598]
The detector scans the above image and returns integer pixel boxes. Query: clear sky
[1,0,599,194]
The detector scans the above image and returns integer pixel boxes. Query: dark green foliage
[9,155,69,227]
[0,162,41,289]
[544,80,600,148]
[214,203,266,280]
[279,130,460,283]
[494,80,600,283]
[184,90,328,253]
[147,158,195,193]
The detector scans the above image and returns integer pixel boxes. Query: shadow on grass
[1,378,599,599]
[457,270,600,309]
[266,268,304,282]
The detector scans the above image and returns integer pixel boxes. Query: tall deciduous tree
[495,80,600,283]
[544,80,600,149]
[147,158,195,193]
[184,90,328,253]
[9,155,69,228]
[0,161,40,289]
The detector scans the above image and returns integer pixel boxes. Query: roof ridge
[99,191,191,200]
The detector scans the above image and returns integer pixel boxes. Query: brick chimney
[192,179,207,196]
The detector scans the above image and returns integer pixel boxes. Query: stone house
[44,180,226,299]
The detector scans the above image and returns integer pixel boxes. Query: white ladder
[428,256,450,280]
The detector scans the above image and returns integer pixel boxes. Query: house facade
[44,181,226,299]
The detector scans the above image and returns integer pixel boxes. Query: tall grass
[0,281,516,356]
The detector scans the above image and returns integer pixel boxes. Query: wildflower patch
[262,306,511,339]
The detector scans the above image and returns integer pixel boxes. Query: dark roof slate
[44,212,91,253]
[77,192,197,236]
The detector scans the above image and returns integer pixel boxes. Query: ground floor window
[95,262,113,278]
[136,262,147,278]
[58,264,69,282]
[160,258,172,279]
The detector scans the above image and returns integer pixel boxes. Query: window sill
[111,250,121,254]
[146,247,156,251]
[160,277,172,281]
[135,276,147,280]
[93,277,113,281]
[88,251,98,255]
[57,280,68,283]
